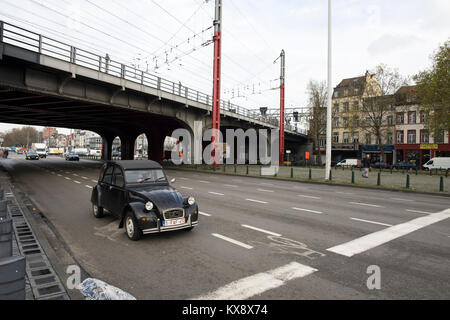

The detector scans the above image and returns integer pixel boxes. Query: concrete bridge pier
[100,133,116,161]
[120,133,139,161]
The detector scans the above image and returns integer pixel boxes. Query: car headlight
[188,196,195,206]
[145,201,154,211]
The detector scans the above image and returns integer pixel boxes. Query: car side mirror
[170,178,176,183]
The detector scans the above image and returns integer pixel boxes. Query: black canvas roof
[108,160,162,170]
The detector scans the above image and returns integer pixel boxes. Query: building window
[353,101,359,111]
[354,88,359,95]
[387,133,393,145]
[343,132,350,143]
[396,131,404,144]
[334,91,339,98]
[343,117,349,128]
[387,115,394,126]
[365,133,371,145]
[420,130,429,143]
[333,103,339,113]
[396,113,404,124]
[435,130,444,144]
[408,111,416,124]
[333,132,339,143]
[353,132,359,143]
[343,102,349,113]
[420,111,426,124]
[407,130,416,144]
[319,139,326,148]
[333,117,340,128]
[344,89,349,96]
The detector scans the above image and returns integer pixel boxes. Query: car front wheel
[92,203,104,218]
[125,212,142,241]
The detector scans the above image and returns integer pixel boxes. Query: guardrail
[0,20,307,136]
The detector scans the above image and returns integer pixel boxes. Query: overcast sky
[0,0,449,134]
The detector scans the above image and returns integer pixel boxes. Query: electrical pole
[212,0,222,167]
[279,49,285,165]
[325,0,332,180]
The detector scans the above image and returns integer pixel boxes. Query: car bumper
[141,214,198,234]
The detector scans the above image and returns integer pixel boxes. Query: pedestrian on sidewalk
[362,154,371,178]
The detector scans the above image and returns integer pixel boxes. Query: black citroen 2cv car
[91,160,198,241]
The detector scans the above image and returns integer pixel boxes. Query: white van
[423,157,450,170]
[336,159,360,167]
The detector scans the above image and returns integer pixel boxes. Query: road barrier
[0,256,26,300]
[0,218,13,259]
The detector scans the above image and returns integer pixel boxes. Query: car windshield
[125,169,167,184]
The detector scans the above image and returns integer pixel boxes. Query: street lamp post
[325,0,333,180]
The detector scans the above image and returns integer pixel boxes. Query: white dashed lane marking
[349,202,384,208]
[292,207,323,214]
[199,211,212,217]
[211,233,253,249]
[350,217,393,227]
[245,199,268,204]
[74,181,81,184]
[298,195,321,200]
[241,224,282,237]
[257,189,274,193]
[85,185,93,189]
[192,262,317,300]
[181,186,193,190]
[199,180,210,184]
[209,192,225,196]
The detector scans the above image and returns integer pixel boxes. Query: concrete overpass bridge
[0,21,308,162]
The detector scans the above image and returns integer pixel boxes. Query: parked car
[393,161,416,170]
[65,153,80,161]
[423,157,450,171]
[371,162,391,169]
[25,151,40,160]
[336,159,360,168]
[90,160,199,241]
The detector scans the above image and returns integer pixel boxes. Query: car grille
[163,209,184,220]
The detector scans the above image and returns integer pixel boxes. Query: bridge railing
[0,20,306,135]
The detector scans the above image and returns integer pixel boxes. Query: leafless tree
[307,80,328,166]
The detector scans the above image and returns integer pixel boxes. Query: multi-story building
[394,85,450,166]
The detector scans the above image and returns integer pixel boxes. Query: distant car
[336,159,360,168]
[25,151,40,160]
[393,161,416,170]
[112,151,121,157]
[423,157,450,171]
[371,162,391,169]
[65,153,80,161]
[90,160,199,241]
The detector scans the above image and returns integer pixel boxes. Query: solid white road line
[245,199,268,204]
[406,209,433,215]
[241,225,282,237]
[292,207,323,214]
[327,209,450,257]
[350,217,393,227]
[209,192,225,196]
[181,186,193,190]
[192,262,317,300]
[257,189,274,193]
[199,211,212,217]
[211,233,253,249]
[298,195,321,200]
[349,202,383,208]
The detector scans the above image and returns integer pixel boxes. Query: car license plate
[163,218,185,226]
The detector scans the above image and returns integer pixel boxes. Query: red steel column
[212,0,222,167]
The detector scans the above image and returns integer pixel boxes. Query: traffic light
[293,111,299,122]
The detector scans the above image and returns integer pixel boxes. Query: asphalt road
[1,154,449,299]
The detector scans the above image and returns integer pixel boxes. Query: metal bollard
[246,165,249,175]
[234,165,237,174]
[290,167,294,178]
[309,168,312,180]
[0,218,12,258]
[406,174,410,189]
[352,171,355,184]
[329,170,332,181]
[440,176,444,192]
[0,255,26,300]
[377,172,381,186]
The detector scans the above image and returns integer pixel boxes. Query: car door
[108,165,127,217]
[99,164,114,212]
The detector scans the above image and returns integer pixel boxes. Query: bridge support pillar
[120,133,139,160]
[146,131,166,164]
[101,134,115,161]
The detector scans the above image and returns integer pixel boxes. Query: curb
[164,167,450,198]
